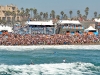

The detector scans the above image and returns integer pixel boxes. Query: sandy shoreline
[0,45,100,51]
[72,42,100,45]
[0,42,100,46]
[0,43,100,46]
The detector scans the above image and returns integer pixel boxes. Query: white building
[25,20,57,35]
[57,20,84,34]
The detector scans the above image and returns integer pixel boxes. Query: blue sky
[0,0,100,18]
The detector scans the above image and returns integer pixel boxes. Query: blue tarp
[0,32,2,34]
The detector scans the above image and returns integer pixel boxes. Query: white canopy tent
[0,26,13,32]
[26,20,55,25]
[94,18,100,22]
[84,26,97,32]
[57,20,81,24]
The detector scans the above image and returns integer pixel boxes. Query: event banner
[30,27,55,35]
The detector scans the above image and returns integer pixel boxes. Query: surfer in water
[30,60,34,65]
[53,51,57,54]
[30,62,34,65]
[63,59,66,63]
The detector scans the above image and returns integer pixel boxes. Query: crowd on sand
[0,32,100,45]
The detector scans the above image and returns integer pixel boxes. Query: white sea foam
[0,45,100,51]
[0,62,99,75]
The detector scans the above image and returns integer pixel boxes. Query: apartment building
[0,4,21,22]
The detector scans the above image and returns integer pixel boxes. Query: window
[98,26,100,28]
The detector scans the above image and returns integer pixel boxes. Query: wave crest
[0,45,100,51]
[0,62,100,75]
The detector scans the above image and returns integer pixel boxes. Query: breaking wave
[0,62,100,75]
[0,45,100,51]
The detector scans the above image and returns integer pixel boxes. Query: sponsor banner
[46,27,55,34]
[29,27,55,34]
[32,27,44,30]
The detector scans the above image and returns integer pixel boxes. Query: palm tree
[60,11,64,19]
[17,10,20,16]
[20,7,25,18]
[20,11,25,19]
[21,7,24,13]
[85,7,89,19]
[94,12,97,18]
[40,12,43,20]
[85,7,89,11]
[25,8,30,16]
[82,15,86,20]
[98,14,100,18]
[4,11,11,21]
[4,11,12,25]
[30,8,33,18]
[77,10,80,18]
[79,14,82,17]
[69,10,72,19]
[51,10,55,19]
[85,11,88,18]
[25,8,30,21]
[1,20,6,25]
[20,7,26,25]
[63,14,68,20]
[50,14,52,19]
[45,12,48,20]
[33,8,37,19]
[56,15,60,20]
[84,10,88,19]
[0,20,3,24]
[37,14,41,21]
[11,11,16,27]
[40,12,43,16]
[43,13,46,20]
[16,10,21,22]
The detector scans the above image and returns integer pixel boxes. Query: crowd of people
[0,32,100,45]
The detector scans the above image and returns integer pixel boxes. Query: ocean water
[0,45,100,75]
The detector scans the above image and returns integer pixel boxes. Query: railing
[62,26,84,29]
